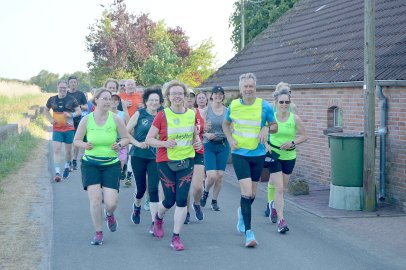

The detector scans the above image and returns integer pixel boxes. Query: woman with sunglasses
[145,80,202,251]
[74,88,130,245]
[265,87,307,233]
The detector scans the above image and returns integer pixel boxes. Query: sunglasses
[278,100,291,104]
[120,84,125,87]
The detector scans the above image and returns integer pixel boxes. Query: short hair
[104,78,119,89]
[162,80,188,106]
[143,86,164,105]
[239,73,257,87]
[93,87,112,105]
[68,76,77,83]
[57,80,68,87]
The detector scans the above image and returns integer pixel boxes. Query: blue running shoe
[193,203,204,221]
[184,212,190,224]
[62,168,70,179]
[131,203,141,224]
[236,207,245,233]
[245,230,257,247]
[264,202,270,217]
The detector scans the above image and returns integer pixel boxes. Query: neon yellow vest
[165,108,196,160]
[269,112,296,160]
[83,111,119,165]
[229,98,262,150]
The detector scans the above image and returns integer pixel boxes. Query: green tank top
[269,112,296,160]
[83,111,119,165]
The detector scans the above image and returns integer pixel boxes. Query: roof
[200,0,406,88]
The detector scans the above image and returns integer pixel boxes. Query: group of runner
[45,72,307,250]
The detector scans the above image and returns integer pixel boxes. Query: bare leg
[87,184,103,231]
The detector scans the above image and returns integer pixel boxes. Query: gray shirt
[203,103,226,144]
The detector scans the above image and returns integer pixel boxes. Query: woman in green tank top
[265,87,307,234]
[74,88,130,245]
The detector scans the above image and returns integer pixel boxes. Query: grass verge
[0,115,48,183]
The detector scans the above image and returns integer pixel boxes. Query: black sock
[155,213,162,220]
[211,199,217,204]
[203,191,209,197]
[173,233,179,237]
[250,197,255,205]
[240,196,251,232]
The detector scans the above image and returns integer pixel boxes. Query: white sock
[55,167,60,174]
[65,162,70,169]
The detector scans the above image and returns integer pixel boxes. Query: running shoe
[170,235,185,251]
[210,201,220,211]
[72,159,77,170]
[144,197,150,211]
[131,203,141,224]
[120,169,126,181]
[245,230,257,247]
[277,218,289,233]
[200,191,208,207]
[62,168,70,179]
[105,210,118,232]
[90,231,103,245]
[149,222,154,235]
[69,161,73,172]
[193,203,204,221]
[264,202,270,217]
[54,173,61,182]
[236,207,245,233]
[125,172,132,187]
[184,212,190,224]
[270,201,278,224]
[153,213,164,238]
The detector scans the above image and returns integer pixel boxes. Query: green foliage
[229,0,299,52]
[29,70,59,92]
[60,71,92,92]
[86,0,215,87]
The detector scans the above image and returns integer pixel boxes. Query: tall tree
[86,0,215,87]
[229,0,299,52]
[29,70,59,92]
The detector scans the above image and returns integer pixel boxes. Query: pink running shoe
[170,235,185,251]
[153,214,164,238]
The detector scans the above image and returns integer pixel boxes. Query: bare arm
[73,116,92,149]
[222,119,238,150]
[279,114,307,150]
[44,107,55,124]
[126,111,146,148]
[145,126,175,148]
[112,114,130,151]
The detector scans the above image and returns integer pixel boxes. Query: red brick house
[198,0,406,207]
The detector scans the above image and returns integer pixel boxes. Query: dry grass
[0,138,48,270]
[0,80,41,96]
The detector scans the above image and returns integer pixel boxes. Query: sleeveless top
[129,108,156,159]
[203,104,226,144]
[269,112,296,160]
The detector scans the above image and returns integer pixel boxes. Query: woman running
[145,80,202,251]
[200,86,230,211]
[127,88,163,234]
[74,88,130,245]
[196,91,208,117]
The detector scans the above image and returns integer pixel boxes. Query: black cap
[211,86,224,93]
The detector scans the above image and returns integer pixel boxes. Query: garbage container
[328,133,364,187]
[328,133,364,210]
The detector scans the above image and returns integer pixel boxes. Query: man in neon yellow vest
[223,73,278,247]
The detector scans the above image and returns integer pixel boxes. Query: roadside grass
[0,94,52,125]
[0,115,48,183]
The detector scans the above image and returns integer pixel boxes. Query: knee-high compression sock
[240,196,251,232]
[268,183,275,203]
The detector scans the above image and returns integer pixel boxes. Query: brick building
[198,0,406,207]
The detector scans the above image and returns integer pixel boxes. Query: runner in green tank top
[74,88,130,245]
[264,87,307,233]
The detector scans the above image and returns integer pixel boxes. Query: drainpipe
[376,84,387,201]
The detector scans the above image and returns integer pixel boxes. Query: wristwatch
[118,142,122,148]
[291,141,296,147]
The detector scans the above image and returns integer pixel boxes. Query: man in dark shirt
[67,76,88,170]
[45,80,81,181]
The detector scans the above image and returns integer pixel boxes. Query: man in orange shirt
[120,79,142,117]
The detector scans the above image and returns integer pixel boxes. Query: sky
[0,0,237,81]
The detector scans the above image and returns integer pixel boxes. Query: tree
[229,0,299,52]
[60,71,92,92]
[29,70,59,92]
[86,0,216,87]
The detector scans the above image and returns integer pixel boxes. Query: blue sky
[0,0,236,80]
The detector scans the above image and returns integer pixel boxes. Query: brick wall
[251,86,406,207]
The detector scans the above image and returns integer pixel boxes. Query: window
[333,107,342,128]
[324,106,343,135]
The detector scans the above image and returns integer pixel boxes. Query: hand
[165,139,177,149]
[84,142,93,150]
[280,141,294,150]
[136,141,148,149]
[229,138,238,150]
[63,112,71,118]
[112,142,121,151]
[205,133,216,140]
[258,126,269,144]
[193,140,202,151]
[204,121,212,132]
[126,100,132,107]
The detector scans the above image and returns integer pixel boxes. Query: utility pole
[241,0,245,50]
[363,0,376,211]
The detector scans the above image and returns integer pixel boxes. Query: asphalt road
[51,167,406,270]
